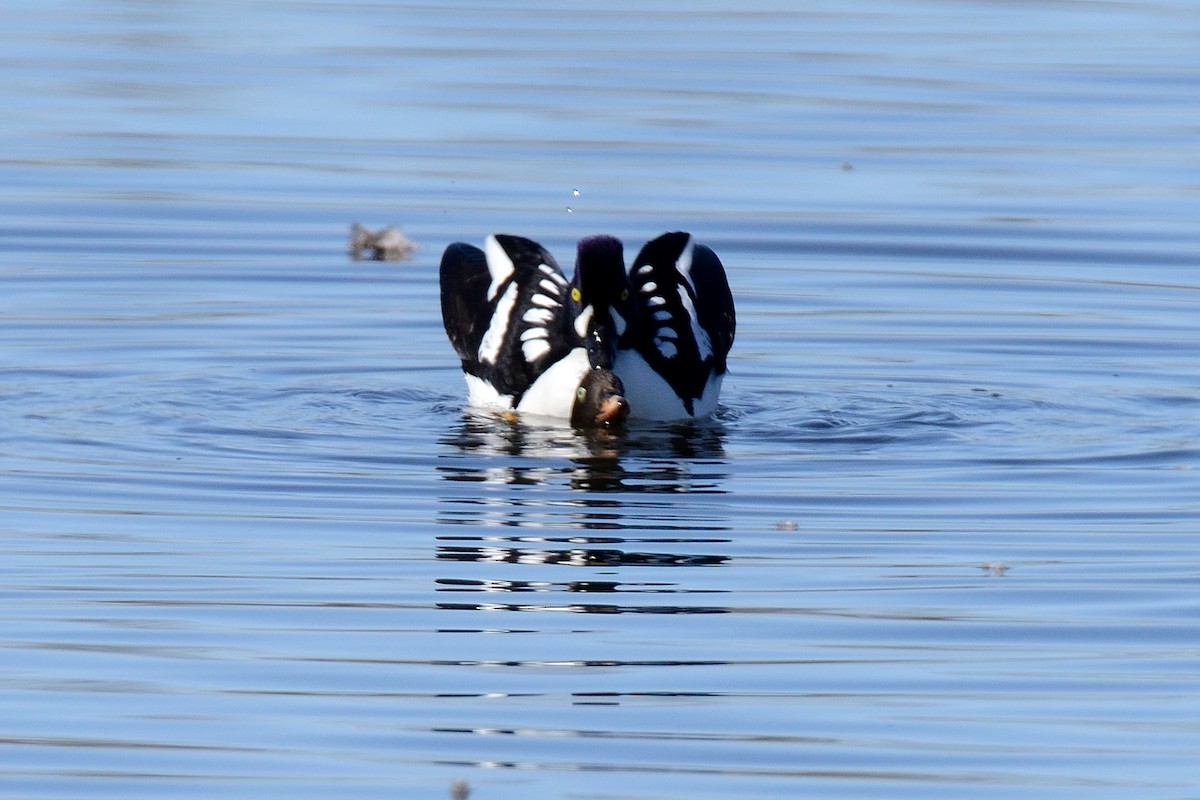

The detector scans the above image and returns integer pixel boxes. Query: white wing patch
[678,284,712,361]
[651,302,680,360]
[539,263,568,286]
[478,282,519,365]
[484,235,515,301]
[670,235,711,358]
[522,338,552,362]
[520,318,552,363]
[523,307,554,325]
[655,339,678,359]
[640,236,710,363]
[674,236,697,295]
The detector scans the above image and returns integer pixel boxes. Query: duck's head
[570,367,629,428]
[570,235,633,365]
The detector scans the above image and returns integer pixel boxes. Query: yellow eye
[620,289,629,302]
[576,386,587,401]
[571,287,582,303]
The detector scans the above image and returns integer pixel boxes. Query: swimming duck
[574,231,735,420]
[439,234,629,427]
[349,222,419,261]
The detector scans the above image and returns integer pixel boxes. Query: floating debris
[349,223,419,261]
[981,561,1009,577]
[450,778,470,800]
[774,519,799,531]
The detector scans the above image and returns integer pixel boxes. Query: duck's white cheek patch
[573,305,595,338]
[611,307,627,337]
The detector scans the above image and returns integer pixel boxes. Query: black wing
[439,241,494,364]
[439,234,578,401]
[626,231,735,403]
[685,242,736,374]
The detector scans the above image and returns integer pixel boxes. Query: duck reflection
[439,411,728,492]
[436,576,727,615]
[435,412,733,615]
[436,543,726,567]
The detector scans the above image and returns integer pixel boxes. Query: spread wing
[440,234,577,400]
[439,241,494,364]
[685,242,736,374]
[625,231,735,402]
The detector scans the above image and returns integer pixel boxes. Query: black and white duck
[439,234,629,428]
[573,231,735,420]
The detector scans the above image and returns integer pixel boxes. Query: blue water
[2,2,1199,799]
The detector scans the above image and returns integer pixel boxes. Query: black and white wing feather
[440,234,575,404]
[621,231,735,417]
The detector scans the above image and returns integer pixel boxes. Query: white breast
[613,350,723,420]
[515,347,591,419]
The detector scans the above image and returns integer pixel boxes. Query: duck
[439,234,630,428]
[349,222,419,261]
[574,231,735,420]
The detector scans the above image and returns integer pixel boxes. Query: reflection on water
[435,412,733,615]
[439,411,728,491]
[436,595,729,616]
[442,412,728,462]
[436,541,728,568]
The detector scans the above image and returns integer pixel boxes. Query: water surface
[2,2,1199,798]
